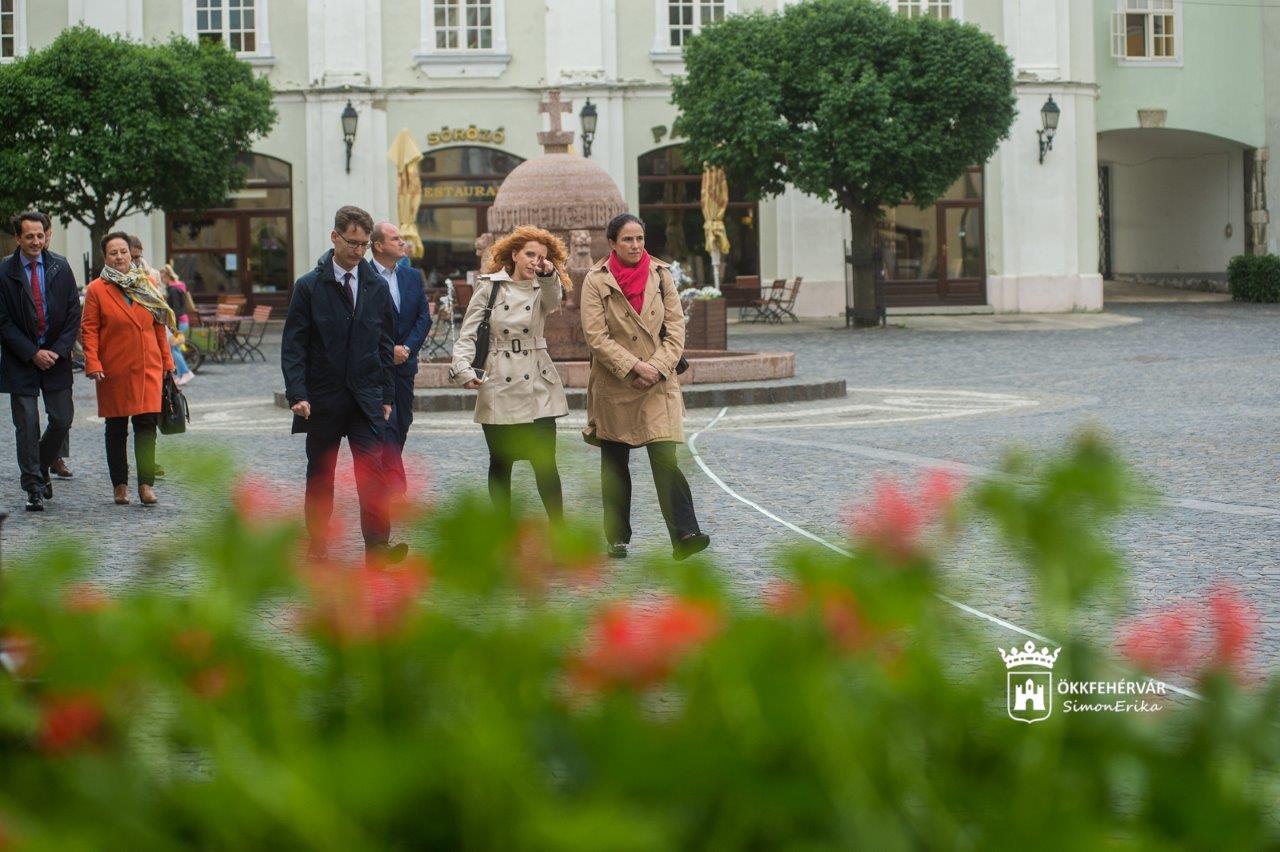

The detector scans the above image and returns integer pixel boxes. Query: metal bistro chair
[773,276,803,323]
[422,283,457,360]
[210,302,247,363]
[741,278,786,323]
[237,305,273,362]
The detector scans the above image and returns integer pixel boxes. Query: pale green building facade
[7,0,1274,313]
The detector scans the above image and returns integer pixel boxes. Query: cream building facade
[8,0,1274,315]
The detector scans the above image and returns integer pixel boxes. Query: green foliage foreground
[0,434,1278,851]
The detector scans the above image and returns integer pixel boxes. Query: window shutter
[1110,11,1127,59]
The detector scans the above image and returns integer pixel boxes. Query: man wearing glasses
[281,205,407,563]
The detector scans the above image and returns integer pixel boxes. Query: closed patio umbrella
[700,165,730,289]
[388,129,424,259]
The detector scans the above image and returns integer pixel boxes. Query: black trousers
[382,372,415,496]
[104,413,158,488]
[599,440,700,546]
[10,388,73,492]
[482,418,563,522]
[305,395,390,552]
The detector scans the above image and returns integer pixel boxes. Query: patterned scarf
[101,264,176,330]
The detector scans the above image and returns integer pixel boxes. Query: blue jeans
[171,320,191,377]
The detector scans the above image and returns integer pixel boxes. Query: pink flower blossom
[572,597,720,691]
[1116,605,1197,673]
[38,692,105,755]
[1207,584,1255,670]
[62,582,110,614]
[1116,584,1257,681]
[847,468,963,562]
[302,558,429,643]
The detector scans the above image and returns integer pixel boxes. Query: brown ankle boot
[113,484,130,505]
[138,484,157,506]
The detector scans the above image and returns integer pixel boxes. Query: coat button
[503,305,509,310]
[504,352,510,358]
[505,377,511,382]
[525,305,531,310]
[524,374,529,379]
[503,328,509,334]
[522,328,528,334]
[631,335,637,341]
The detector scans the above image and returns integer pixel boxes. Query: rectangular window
[668,0,724,48]
[1,0,15,60]
[196,0,257,54]
[897,0,952,20]
[1111,0,1177,61]
[434,0,493,50]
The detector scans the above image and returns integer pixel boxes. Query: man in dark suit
[369,222,431,496]
[281,205,406,562]
[0,211,81,511]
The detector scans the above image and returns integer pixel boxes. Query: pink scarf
[608,250,651,315]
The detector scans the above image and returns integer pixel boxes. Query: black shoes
[607,542,628,559]
[24,489,43,512]
[42,477,52,500]
[673,533,710,561]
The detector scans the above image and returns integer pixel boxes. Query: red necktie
[28,261,45,338]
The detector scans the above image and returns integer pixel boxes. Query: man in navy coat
[0,211,81,511]
[281,206,406,562]
[369,222,431,497]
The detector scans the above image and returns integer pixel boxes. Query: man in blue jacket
[369,222,431,497]
[0,211,81,511]
[281,206,406,562]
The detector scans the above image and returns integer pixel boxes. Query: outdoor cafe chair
[741,279,786,323]
[774,276,803,323]
[236,305,273,362]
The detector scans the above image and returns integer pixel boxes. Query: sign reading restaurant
[426,125,506,147]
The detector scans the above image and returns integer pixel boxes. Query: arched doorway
[637,145,760,286]
[165,153,293,306]
[417,146,524,286]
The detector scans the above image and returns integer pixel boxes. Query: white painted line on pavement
[686,407,1204,703]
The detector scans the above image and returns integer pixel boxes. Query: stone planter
[685,299,727,351]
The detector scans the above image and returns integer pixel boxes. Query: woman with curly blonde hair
[450,226,571,520]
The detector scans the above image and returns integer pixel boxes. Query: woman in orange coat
[82,231,176,506]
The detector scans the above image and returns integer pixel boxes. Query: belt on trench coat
[491,335,548,352]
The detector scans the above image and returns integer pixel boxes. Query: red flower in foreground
[38,692,105,755]
[1116,583,1257,680]
[302,558,429,643]
[572,597,720,691]
[764,580,873,652]
[514,521,603,596]
[192,664,240,701]
[847,468,963,561]
[63,582,110,614]
[233,474,297,529]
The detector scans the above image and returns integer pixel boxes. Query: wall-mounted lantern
[1038,95,1060,165]
[579,99,598,158]
[341,100,359,174]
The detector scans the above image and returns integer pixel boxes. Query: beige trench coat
[450,269,569,425]
[580,255,687,446]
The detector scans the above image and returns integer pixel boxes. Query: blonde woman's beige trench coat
[449,269,569,425]
[579,255,687,447]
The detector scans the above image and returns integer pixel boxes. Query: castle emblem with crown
[999,640,1061,723]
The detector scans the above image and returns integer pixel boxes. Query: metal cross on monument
[538,89,575,154]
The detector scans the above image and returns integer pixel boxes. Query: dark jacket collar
[315,249,380,287]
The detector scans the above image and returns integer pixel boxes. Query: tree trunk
[847,206,881,328]
[88,220,109,275]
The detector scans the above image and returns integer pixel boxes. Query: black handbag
[160,372,189,435]
[469,279,502,374]
[656,272,690,376]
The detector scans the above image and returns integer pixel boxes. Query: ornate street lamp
[579,98,598,158]
[1037,95,1060,165]
[341,100,359,174]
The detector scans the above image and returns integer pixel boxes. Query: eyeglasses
[336,234,370,251]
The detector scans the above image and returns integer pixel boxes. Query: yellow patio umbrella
[387,128,425,259]
[700,165,730,289]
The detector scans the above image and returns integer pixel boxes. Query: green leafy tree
[0,26,276,263]
[671,0,1016,324]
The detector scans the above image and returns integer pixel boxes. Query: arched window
[417,146,523,286]
[165,153,293,306]
[638,144,759,286]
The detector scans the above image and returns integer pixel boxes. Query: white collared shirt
[373,258,401,312]
[333,259,359,304]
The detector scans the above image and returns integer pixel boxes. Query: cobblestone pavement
[2,300,1277,690]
